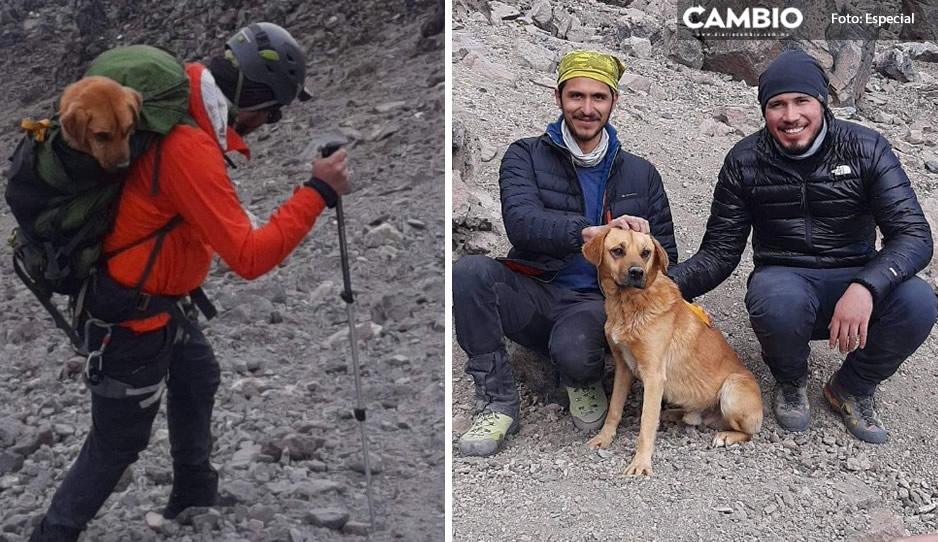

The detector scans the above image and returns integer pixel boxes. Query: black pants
[453,255,607,418]
[44,318,220,531]
[745,265,937,395]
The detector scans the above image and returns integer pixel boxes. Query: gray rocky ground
[0,1,444,541]
[452,0,938,540]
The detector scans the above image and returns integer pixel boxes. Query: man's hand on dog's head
[582,215,650,245]
[611,215,650,234]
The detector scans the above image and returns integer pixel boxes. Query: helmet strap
[234,70,244,111]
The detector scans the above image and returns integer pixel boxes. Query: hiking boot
[458,410,519,457]
[823,375,887,444]
[773,376,810,432]
[566,381,608,432]
[28,517,81,542]
[163,462,224,520]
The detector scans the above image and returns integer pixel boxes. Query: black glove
[304,177,338,208]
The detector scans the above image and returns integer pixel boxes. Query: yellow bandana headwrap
[557,50,625,93]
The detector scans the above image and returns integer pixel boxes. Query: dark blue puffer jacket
[497,127,677,278]
[670,113,933,304]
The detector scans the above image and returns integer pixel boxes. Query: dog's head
[582,227,670,291]
[59,75,143,173]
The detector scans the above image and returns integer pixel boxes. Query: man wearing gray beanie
[669,50,936,444]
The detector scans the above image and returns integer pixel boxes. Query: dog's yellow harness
[685,300,712,327]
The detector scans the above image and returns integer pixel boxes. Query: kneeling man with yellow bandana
[453,50,680,457]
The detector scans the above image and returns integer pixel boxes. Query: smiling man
[669,50,936,444]
[453,50,678,457]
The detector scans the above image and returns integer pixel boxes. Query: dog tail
[718,373,764,436]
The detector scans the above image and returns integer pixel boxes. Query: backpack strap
[151,137,164,196]
[12,249,84,351]
[102,215,182,261]
[102,134,181,291]
[130,215,181,296]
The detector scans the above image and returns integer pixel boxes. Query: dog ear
[59,103,89,145]
[652,236,669,273]
[582,228,609,267]
[124,87,143,121]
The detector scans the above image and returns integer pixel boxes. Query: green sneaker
[566,382,608,432]
[823,375,887,444]
[458,411,519,457]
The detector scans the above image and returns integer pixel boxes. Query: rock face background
[452,0,938,540]
[0,1,444,541]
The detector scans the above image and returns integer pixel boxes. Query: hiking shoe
[458,410,519,457]
[28,517,80,542]
[566,381,608,432]
[773,376,810,432]
[163,462,226,520]
[823,375,887,444]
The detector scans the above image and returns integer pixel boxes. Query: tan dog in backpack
[59,75,142,172]
[582,227,763,477]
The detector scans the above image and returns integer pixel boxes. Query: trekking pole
[322,142,376,530]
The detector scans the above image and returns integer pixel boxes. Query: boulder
[899,0,938,41]
[615,8,660,40]
[661,20,703,69]
[489,1,520,24]
[528,0,553,29]
[513,38,556,72]
[874,48,916,83]
[620,36,652,59]
[700,40,784,86]
[899,41,938,63]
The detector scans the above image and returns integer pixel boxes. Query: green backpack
[4,45,192,349]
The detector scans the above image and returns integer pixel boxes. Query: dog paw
[587,432,614,449]
[660,409,684,423]
[712,431,749,448]
[624,458,653,477]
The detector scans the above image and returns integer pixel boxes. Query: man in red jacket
[29,23,349,541]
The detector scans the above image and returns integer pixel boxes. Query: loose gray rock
[144,511,164,531]
[463,51,519,85]
[620,36,652,59]
[305,507,350,530]
[900,42,938,63]
[348,453,385,475]
[490,1,521,23]
[11,425,54,457]
[513,38,555,72]
[0,452,24,475]
[364,223,404,248]
[621,72,652,94]
[528,0,553,29]
[876,48,916,83]
[344,521,372,535]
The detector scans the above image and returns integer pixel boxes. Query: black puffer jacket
[670,114,933,304]
[498,132,677,276]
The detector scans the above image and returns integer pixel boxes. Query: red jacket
[103,63,326,332]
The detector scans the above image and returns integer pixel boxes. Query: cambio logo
[683,6,804,29]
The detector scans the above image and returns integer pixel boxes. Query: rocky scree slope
[452,0,938,540]
[0,1,445,541]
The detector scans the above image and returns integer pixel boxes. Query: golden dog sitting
[582,228,763,477]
